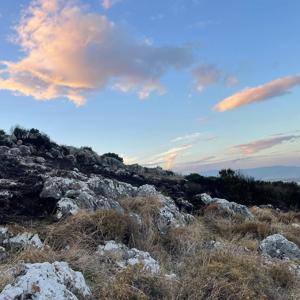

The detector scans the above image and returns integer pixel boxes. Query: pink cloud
[0,0,193,105]
[101,0,121,10]
[215,75,300,112]
[233,135,300,155]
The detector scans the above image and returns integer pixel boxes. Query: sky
[0,0,299,174]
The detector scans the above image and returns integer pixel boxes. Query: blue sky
[0,0,299,173]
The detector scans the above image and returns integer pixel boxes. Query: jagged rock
[0,246,7,262]
[260,234,300,260]
[56,198,80,219]
[0,262,91,300]
[97,240,160,274]
[136,184,193,232]
[3,232,43,249]
[40,173,191,231]
[0,226,9,244]
[199,193,255,220]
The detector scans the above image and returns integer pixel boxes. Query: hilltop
[0,127,300,299]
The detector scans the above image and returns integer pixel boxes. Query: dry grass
[98,266,175,300]
[1,203,300,299]
[120,196,166,255]
[0,264,14,292]
[177,250,295,300]
[45,209,137,250]
[161,218,211,258]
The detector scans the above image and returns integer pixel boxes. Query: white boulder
[260,234,300,260]
[0,262,91,300]
[97,240,160,274]
[4,232,43,249]
[200,193,255,220]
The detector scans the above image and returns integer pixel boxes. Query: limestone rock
[0,262,91,300]
[260,234,300,260]
[4,232,43,249]
[97,240,160,274]
[200,193,255,220]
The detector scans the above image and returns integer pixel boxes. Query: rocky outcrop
[0,227,43,250]
[135,184,194,232]
[38,170,192,231]
[260,234,300,260]
[4,232,43,250]
[0,262,91,300]
[97,240,160,274]
[199,193,255,220]
[0,128,193,222]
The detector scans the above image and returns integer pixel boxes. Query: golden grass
[0,264,14,292]
[98,266,175,300]
[45,209,137,250]
[1,202,300,299]
[177,250,295,300]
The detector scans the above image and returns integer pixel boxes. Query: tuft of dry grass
[177,250,295,300]
[0,264,14,292]
[230,221,275,239]
[45,209,137,250]
[98,265,175,300]
[161,218,210,258]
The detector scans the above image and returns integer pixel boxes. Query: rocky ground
[0,128,300,299]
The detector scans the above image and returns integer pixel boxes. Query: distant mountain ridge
[200,166,300,182]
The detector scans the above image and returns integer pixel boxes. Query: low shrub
[46,210,137,250]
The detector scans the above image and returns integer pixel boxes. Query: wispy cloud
[0,0,193,105]
[171,132,202,143]
[143,144,192,169]
[224,74,239,87]
[193,64,220,92]
[171,132,216,143]
[101,0,121,10]
[215,75,300,112]
[197,116,209,124]
[232,135,300,155]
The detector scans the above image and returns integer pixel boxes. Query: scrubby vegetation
[102,152,124,163]
[1,197,300,299]
[186,169,300,210]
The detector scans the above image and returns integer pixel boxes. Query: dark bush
[186,169,300,210]
[102,152,124,163]
[12,126,52,150]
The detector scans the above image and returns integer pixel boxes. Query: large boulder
[3,232,43,250]
[97,240,160,274]
[200,193,255,220]
[260,234,300,260]
[136,185,193,232]
[40,173,134,219]
[0,262,91,300]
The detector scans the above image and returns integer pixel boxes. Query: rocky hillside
[0,127,300,299]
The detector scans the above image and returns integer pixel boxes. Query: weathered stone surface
[199,193,255,220]
[260,234,300,260]
[0,128,197,222]
[4,232,43,250]
[0,246,7,262]
[97,240,160,274]
[0,226,9,244]
[0,262,91,300]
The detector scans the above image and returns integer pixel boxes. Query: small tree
[219,169,236,179]
[102,152,124,163]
